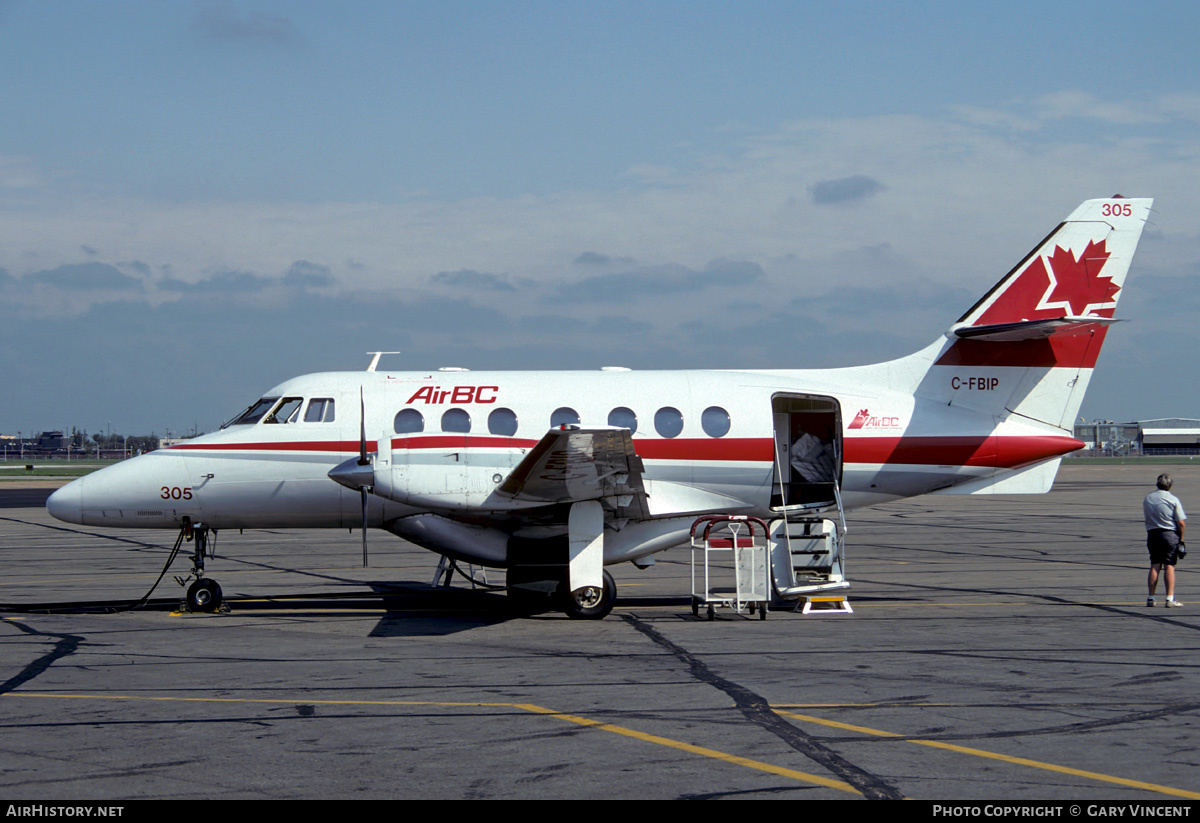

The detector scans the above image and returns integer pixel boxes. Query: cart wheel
[759,601,768,620]
[707,605,715,621]
[748,602,756,614]
[691,598,699,617]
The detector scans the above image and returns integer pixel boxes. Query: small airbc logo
[847,408,901,430]
[405,386,499,404]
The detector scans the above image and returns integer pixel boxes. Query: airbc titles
[406,385,499,404]
[951,376,1000,391]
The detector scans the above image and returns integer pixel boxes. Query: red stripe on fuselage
[171,440,368,452]
[843,434,1083,468]
[171,434,1082,469]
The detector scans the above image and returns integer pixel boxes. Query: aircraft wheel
[560,570,616,620]
[691,598,700,617]
[186,578,223,613]
[759,601,768,620]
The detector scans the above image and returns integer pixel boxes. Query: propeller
[327,387,375,567]
[358,388,369,567]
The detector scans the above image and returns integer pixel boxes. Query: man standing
[1144,473,1186,607]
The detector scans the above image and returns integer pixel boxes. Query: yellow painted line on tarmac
[2,691,858,795]
[774,709,1200,800]
[514,703,857,794]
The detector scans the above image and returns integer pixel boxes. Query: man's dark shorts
[1147,528,1181,565]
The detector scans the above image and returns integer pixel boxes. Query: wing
[497,426,650,520]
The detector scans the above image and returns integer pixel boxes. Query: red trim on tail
[935,326,1108,368]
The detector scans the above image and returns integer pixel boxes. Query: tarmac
[2,463,1199,800]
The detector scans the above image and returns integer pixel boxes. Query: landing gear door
[770,394,842,512]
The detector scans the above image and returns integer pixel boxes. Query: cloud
[159,270,271,293]
[192,1,297,45]
[810,175,886,205]
[555,259,764,303]
[3,93,1198,428]
[574,252,636,267]
[0,154,43,189]
[283,260,334,289]
[1030,91,1161,125]
[25,263,142,291]
[431,269,516,292]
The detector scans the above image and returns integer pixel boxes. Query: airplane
[47,196,1153,619]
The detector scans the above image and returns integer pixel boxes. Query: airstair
[768,393,852,613]
[768,477,851,613]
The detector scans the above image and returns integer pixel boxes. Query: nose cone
[328,457,374,491]
[47,479,84,524]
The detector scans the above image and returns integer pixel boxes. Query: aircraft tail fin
[919,196,1153,430]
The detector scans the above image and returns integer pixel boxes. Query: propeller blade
[359,385,369,566]
[361,487,369,567]
[358,387,368,466]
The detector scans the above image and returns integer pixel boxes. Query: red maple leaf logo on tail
[1041,240,1119,316]
[976,239,1117,325]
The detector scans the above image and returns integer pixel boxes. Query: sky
[2,0,1199,437]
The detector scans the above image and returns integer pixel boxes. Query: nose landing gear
[175,518,224,613]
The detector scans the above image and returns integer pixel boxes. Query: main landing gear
[559,570,616,620]
[176,518,224,613]
[506,567,617,619]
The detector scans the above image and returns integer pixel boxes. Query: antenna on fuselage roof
[365,352,402,372]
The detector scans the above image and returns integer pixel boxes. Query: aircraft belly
[843,463,996,503]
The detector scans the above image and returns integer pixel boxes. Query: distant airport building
[1073,418,1200,456]
[1136,418,1200,455]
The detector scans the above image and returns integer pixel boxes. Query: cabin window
[550,407,580,428]
[394,409,424,434]
[608,406,638,433]
[702,406,731,438]
[264,397,304,424]
[441,408,471,433]
[488,408,518,436]
[304,398,336,423]
[654,407,684,438]
[229,397,279,426]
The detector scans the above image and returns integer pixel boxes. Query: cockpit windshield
[263,397,304,424]
[222,395,336,428]
[225,397,280,427]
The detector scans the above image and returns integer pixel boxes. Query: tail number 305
[161,486,193,500]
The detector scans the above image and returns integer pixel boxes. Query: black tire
[186,578,223,613]
[560,569,616,620]
[758,601,768,620]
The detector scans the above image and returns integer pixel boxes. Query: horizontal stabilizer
[952,317,1121,342]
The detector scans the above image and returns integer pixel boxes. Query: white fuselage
[47,354,1081,565]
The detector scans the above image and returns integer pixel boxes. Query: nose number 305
[160,486,193,500]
